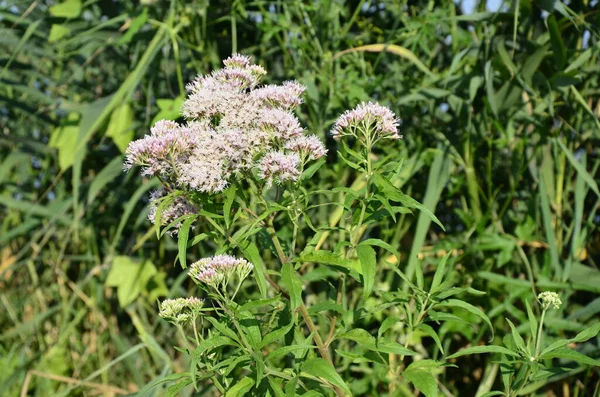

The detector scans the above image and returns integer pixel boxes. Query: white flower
[538,291,562,310]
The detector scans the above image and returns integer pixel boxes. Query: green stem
[267,219,343,396]
[535,308,547,358]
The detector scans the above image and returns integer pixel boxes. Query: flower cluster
[124,54,328,222]
[189,254,253,290]
[158,297,204,325]
[331,101,401,143]
[538,291,562,310]
[124,120,196,177]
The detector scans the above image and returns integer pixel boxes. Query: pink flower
[258,108,304,141]
[124,120,196,177]
[284,135,327,160]
[189,255,253,287]
[257,151,301,187]
[250,81,306,110]
[331,102,401,141]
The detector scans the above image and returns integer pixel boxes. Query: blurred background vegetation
[1,0,599,395]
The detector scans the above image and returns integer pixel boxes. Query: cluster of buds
[189,255,254,292]
[158,297,204,325]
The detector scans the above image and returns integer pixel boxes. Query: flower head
[258,108,304,141]
[250,81,306,110]
[538,291,562,310]
[189,255,253,290]
[158,297,204,324]
[331,102,401,142]
[124,120,196,177]
[257,151,301,187]
[284,135,327,161]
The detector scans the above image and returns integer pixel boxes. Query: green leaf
[446,345,520,359]
[403,367,439,397]
[356,245,376,299]
[259,319,294,349]
[225,376,255,396]
[555,139,599,197]
[547,15,566,70]
[48,24,71,43]
[299,250,361,275]
[540,322,600,357]
[106,256,157,307]
[417,323,444,355]
[506,318,527,356]
[151,96,185,124]
[338,328,376,349]
[525,300,538,351]
[435,299,494,340]
[117,9,148,45]
[376,342,416,356]
[485,60,498,117]
[240,242,267,299]
[49,113,79,170]
[223,185,237,228]
[373,174,444,230]
[166,378,192,397]
[49,0,82,18]
[177,216,196,269]
[281,262,303,310]
[430,252,452,294]
[301,358,351,395]
[106,103,135,153]
[539,347,600,366]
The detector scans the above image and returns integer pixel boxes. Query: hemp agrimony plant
[124,56,600,396]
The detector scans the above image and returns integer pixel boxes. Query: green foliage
[1,0,599,396]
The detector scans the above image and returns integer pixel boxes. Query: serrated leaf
[417,323,444,355]
[446,345,519,359]
[301,358,351,395]
[225,376,255,396]
[299,251,361,274]
[177,216,196,269]
[506,318,527,357]
[281,262,302,310]
[539,347,600,366]
[430,252,452,294]
[436,299,494,340]
[357,245,376,299]
[403,368,438,397]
